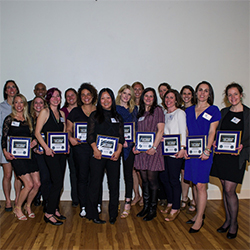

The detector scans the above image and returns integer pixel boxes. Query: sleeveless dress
[210,111,245,183]
[184,105,221,184]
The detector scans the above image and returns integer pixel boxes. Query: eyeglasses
[6,86,17,89]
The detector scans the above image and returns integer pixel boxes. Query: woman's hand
[33,148,44,155]
[123,141,128,148]
[184,150,190,160]
[45,147,55,157]
[199,152,209,161]
[175,149,185,158]
[146,147,156,155]
[69,137,81,147]
[4,151,15,160]
[132,146,140,155]
[93,148,102,160]
[111,150,121,161]
[30,139,37,148]
[232,144,243,155]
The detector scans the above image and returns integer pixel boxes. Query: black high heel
[92,218,106,224]
[44,215,63,226]
[217,225,230,233]
[54,214,66,220]
[227,226,238,239]
[189,220,204,233]
[186,214,205,224]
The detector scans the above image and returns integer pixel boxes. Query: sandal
[180,197,190,211]
[121,200,131,219]
[186,203,196,214]
[161,205,172,214]
[165,210,180,222]
[131,197,141,206]
[139,197,144,207]
[13,206,27,221]
[24,204,35,218]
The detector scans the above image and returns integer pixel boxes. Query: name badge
[60,117,65,123]
[202,112,212,121]
[11,121,20,127]
[138,117,145,122]
[111,118,118,123]
[231,117,241,124]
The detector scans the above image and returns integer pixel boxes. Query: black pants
[122,149,135,199]
[87,157,120,220]
[44,154,66,214]
[159,156,183,209]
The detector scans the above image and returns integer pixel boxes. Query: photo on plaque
[135,132,155,152]
[9,136,32,159]
[38,133,46,152]
[186,135,206,158]
[47,132,68,154]
[214,130,241,154]
[74,122,87,143]
[162,134,181,156]
[124,122,135,143]
[96,135,119,159]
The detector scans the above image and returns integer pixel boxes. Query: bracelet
[152,146,157,151]
[205,147,212,153]
[203,150,210,157]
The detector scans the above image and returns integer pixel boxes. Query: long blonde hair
[11,94,33,133]
[30,96,48,124]
[115,84,135,113]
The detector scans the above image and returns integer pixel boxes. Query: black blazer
[217,105,250,169]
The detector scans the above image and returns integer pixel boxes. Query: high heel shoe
[44,215,63,226]
[186,214,205,224]
[92,218,106,224]
[13,207,27,221]
[227,226,238,239]
[121,200,131,219]
[217,225,230,233]
[160,205,172,214]
[24,204,35,218]
[165,210,180,222]
[189,220,204,233]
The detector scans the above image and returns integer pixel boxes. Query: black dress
[210,111,245,184]
[1,115,38,176]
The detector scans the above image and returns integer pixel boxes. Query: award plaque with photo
[162,134,181,156]
[38,133,46,152]
[9,136,32,159]
[135,132,155,152]
[47,132,68,154]
[74,122,87,143]
[96,135,119,159]
[124,122,135,143]
[186,135,206,158]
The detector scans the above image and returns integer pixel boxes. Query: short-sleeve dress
[184,105,221,184]
[134,106,165,171]
[210,110,245,184]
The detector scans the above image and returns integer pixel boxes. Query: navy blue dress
[184,105,221,184]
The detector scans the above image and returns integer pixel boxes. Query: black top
[1,115,32,150]
[87,110,125,145]
[67,107,89,123]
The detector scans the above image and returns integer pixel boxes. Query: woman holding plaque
[61,88,79,207]
[133,87,165,221]
[210,82,250,239]
[87,88,124,224]
[2,94,40,220]
[131,81,144,206]
[184,81,221,233]
[116,84,138,218]
[67,83,102,218]
[159,89,186,222]
[0,80,21,212]
[179,85,197,214]
[35,87,67,226]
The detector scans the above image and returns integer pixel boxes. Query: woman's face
[81,89,93,105]
[165,92,176,109]
[5,82,18,98]
[196,84,210,103]
[227,87,242,106]
[33,97,45,113]
[120,88,132,104]
[133,84,143,100]
[100,91,112,110]
[159,85,168,99]
[14,96,24,113]
[66,90,77,106]
[50,90,61,107]
[143,91,154,107]
[181,88,193,104]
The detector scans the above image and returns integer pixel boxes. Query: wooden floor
[0,199,249,250]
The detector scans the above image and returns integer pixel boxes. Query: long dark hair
[45,87,62,110]
[3,80,20,100]
[180,85,195,105]
[138,87,158,118]
[95,88,121,123]
[194,81,214,105]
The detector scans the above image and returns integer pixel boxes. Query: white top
[164,108,187,147]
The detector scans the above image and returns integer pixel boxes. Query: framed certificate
[162,134,181,156]
[214,130,242,154]
[186,135,206,158]
[96,135,119,159]
[124,122,135,143]
[47,132,68,154]
[74,122,87,143]
[38,133,45,152]
[9,136,32,159]
[135,132,155,152]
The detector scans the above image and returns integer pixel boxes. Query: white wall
[0,0,249,200]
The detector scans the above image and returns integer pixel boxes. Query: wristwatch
[181,146,186,150]
[152,146,157,150]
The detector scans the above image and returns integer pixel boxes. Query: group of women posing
[0,80,249,239]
